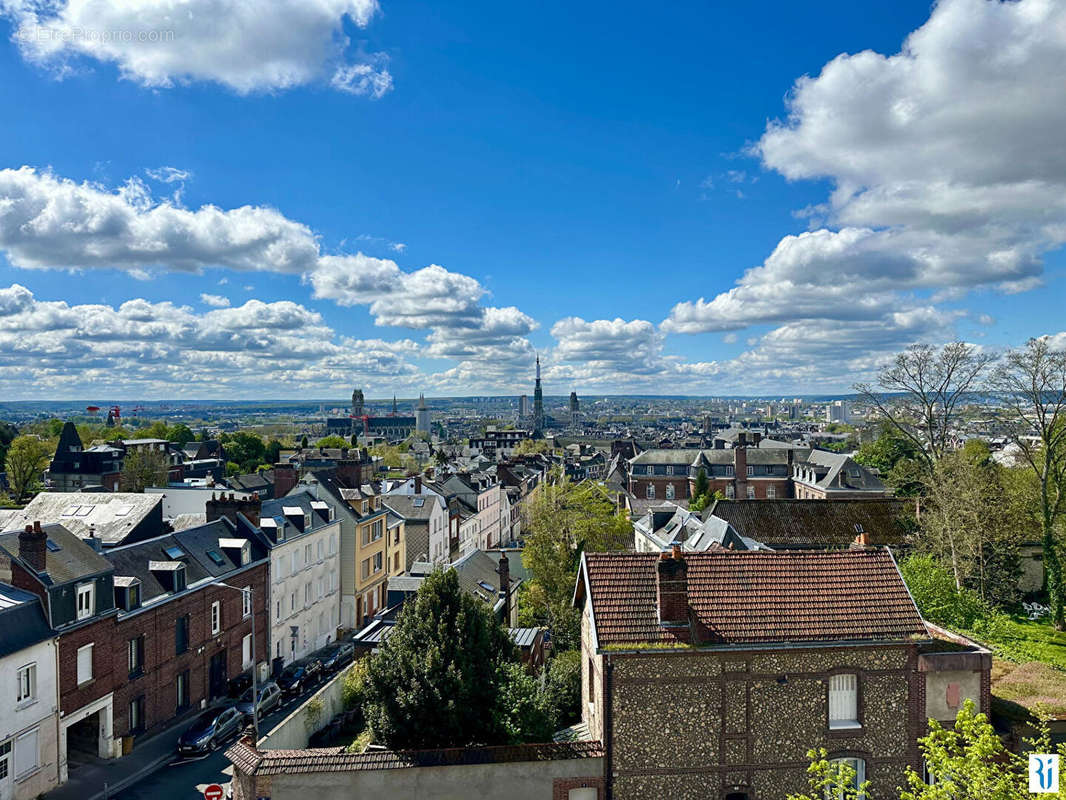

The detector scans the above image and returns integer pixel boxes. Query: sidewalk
[45,707,202,800]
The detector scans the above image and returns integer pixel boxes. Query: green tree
[787,749,868,800]
[898,554,991,630]
[5,436,52,499]
[520,480,632,632]
[168,424,195,446]
[514,439,552,456]
[316,435,349,448]
[265,439,283,465]
[497,662,555,744]
[300,435,309,449]
[120,448,169,492]
[0,421,17,471]
[363,568,515,749]
[692,468,708,500]
[854,342,993,474]
[220,431,266,474]
[988,337,1066,628]
[541,650,582,728]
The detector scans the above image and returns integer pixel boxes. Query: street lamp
[213,581,259,742]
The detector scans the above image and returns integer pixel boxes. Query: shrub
[898,554,990,630]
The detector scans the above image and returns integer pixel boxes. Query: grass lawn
[963,615,1066,671]
[991,659,1066,718]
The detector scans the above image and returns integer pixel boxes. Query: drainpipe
[605,654,614,800]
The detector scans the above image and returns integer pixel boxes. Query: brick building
[104,518,269,739]
[574,548,990,799]
[628,446,888,503]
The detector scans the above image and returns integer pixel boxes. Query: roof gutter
[598,635,932,656]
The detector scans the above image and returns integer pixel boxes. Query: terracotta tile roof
[582,549,925,648]
[226,740,603,775]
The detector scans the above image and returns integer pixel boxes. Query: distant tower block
[352,388,365,417]
[519,394,529,418]
[533,355,545,433]
[415,393,430,434]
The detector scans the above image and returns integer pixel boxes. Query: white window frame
[76,644,93,685]
[210,600,221,635]
[828,673,860,729]
[76,582,94,620]
[242,587,252,618]
[645,484,655,500]
[665,483,675,500]
[828,756,866,798]
[242,634,253,669]
[16,663,36,705]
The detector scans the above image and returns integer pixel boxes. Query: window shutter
[829,673,858,726]
[14,728,38,777]
[77,645,93,684]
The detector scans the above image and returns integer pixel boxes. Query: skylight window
[477,580,495,593]
[412,497,425,507]
[206,550,226,566]
[46,539,61,552]
[75,506,93,517]
[164,545,186,559]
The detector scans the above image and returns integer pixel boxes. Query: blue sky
[0,0,1062,399]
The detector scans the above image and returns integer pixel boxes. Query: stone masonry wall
[608,645,918,800]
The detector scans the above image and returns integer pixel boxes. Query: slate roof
[579,549,925,648]
[0,492,162,545]
[707,498,916,550]
[796,451,886,492]
[631,448,803,466]
[0,523,112,585]
[0,583,53,658]
[226,740,603,776]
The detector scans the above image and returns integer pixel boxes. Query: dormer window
[114,578,142,611]
[76,582,94,620]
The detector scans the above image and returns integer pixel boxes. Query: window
[290,592,296,612]
[746,465,754,476]
[16,663,36,704]
[746,486,755,499]
[724,465,735,477]
[665,465,673,476]
[665,484,675,500]
[828,673,860,729]
[175,615,189,654]
[164,545,185,559]
[128,696,145,734]
[242,587,252,618]
[373,552,383,573]
[305,544,312,564]
[14,728,38,778]
[128,636,145,677]
[210,601,221,635]
[317,577,324,599]
[291,551,299,574]
[317,540,323,560]
[767,485,776,499]
[393,552,399,571]
[645,484,655,500]
[329,534,336,555]
[828,757,865,798]
[361,557,370,580]
[587,658,595,704]
[276,599,282,622]
[725,484,735,499]
[242,634,253,669]
[176,670,190,711]
[76,582,94,620]
[305,583,312,605]
[77,644,93,685]
[568,790,597,800]
[0,740,9,781]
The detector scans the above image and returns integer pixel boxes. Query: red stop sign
[203,784,225,800]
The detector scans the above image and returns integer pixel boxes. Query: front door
[209,651,227,699]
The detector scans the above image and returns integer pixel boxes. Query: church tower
[352,388,365,417]
[533,355,545,433]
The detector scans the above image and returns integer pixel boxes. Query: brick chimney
[657,544,689,627]
[19,522,47,573]
[206,492,261,526]
[497,552,511,622]
[734,446,748,499]
[851,530,871,549]
[414,475,422,493]
[273,463,298,498]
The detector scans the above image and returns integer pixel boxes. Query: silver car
[236,681,282,722]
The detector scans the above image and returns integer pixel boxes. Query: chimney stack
[851,531,871,549]
[497,552,511,623]
[414,475,422,494]
[657,544,689,627]
[19,522,47,572]
[206,492,261,527]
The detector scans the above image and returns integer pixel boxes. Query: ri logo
[1029,754,1059,793]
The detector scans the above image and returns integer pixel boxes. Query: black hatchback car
[177,706,244,756]
[276,658,323,696]
[318,642,355,673]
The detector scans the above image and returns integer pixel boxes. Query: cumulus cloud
[3,0,391,96]
[0,284,421,397]
[551,317,666,376]
[199,293,230,308]
[665,0,1066,347]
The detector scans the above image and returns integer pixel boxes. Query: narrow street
[112,684,329,800]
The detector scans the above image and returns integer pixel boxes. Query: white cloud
[145,166,190,184]
[0,284,422,397]
[665,0,1066,350]
[3,0,391,96]
[199,293,230,308]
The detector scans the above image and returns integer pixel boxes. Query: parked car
[177,706,244,756]
[276,658,323,696]
[236,681,283,722]
[227,671,254,698]
[318,641,355,673]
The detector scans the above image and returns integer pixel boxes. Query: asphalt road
[113,680,329,800]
